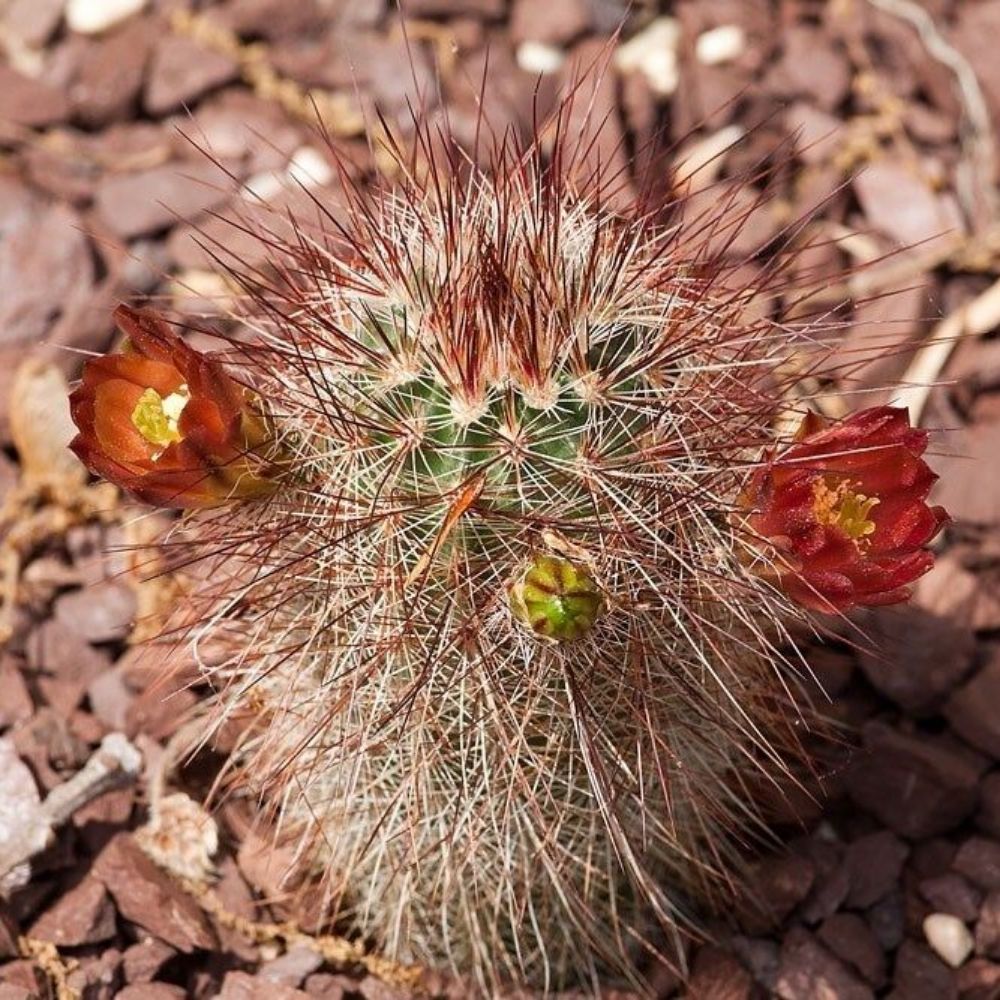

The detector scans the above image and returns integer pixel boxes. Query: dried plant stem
[184,879,426,991]
[0,735,142,890]
[18,937,79,1000]
[895,274,1000,422]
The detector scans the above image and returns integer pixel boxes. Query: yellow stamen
[132,385,190,452]
[812,479,880,540]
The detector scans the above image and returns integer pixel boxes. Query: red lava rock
[770,26,851,111]
[73,786,135,852]
[121,937,177,984]
[37,677,87,718]
[94,161,234,240]
[0,202,94,350]
[215,0,328,40]
[856,606,975,714]
[958,957,1000,998]
[853,160,960,248]
[931,423,1000,526]
[145,34,239,116]
[235,827,303,906]
[209,858,259,963]
[954,838,1000,893]
[686,945,752,999]
[798,838,851,926]
[165,183,336,271]
[975,890,1000,960]
[817,913,887,988]
[774,927,874,1000]
[303,974,351,999]
[946,655,1000,761]
[0,0,64,47]
[91,834,217,953]
[0,65,71,127]
[830,278,928,401]
[259,947,324,987]
[843,831,910,909]
[28,876,116,946]
[510,0,591,45]
[117,985,187,999]
[125,685,199,743]
[919,873,982,923]
[0,985,33,1000]
[866,889,906,951]
[68,709,106,748]
[785,102,846,165]
[52,582,136,644]
[217,970,312,999]
[911,837,958,881]
[979,772,1000,840]
[742,854,816,933]
[64,946,123,1000]
[845,722,984,838]
[892,939,957,1000]
[0,962,43,995]
[403,0,504,17]
[87,667,134,732]
[70,18,154,126]
[728,936,779,993]
[357,977,412,1000]
[919,557,1000,634]
[18,128,103,206]
[28,618,112,688]
[805,645,856,698]
[563,40,635,212]
[11,706,91,790]
[188,89,305,173]
[0,659,33,730]
[0,906,18,960]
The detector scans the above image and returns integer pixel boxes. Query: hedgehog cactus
[69,98,947,994]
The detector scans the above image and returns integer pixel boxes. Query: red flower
[741,406,948,613]
[70,305,283,509]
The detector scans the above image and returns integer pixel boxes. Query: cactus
[70,97,946,994]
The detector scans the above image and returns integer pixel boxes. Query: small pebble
[66,0,147,34]
[515,41,565,75]
[615,17,680,96]
[244,147,334,202]
[924,912,974,969]
[696,24,746,65]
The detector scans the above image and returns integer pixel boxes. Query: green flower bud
[509,554,605,642]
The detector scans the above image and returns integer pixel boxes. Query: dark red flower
[741,406,948,613]
[69,305,283,509]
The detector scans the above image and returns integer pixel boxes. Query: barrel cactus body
[68,100,945,994]
[180,141,813,992]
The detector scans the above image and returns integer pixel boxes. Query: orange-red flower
[70,304,283,509]
[741,406,948,613]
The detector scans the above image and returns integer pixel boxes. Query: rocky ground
[2,0,1000,997]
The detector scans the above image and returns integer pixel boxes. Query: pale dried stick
[0,735,142,892]
[894,275,1000,422]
